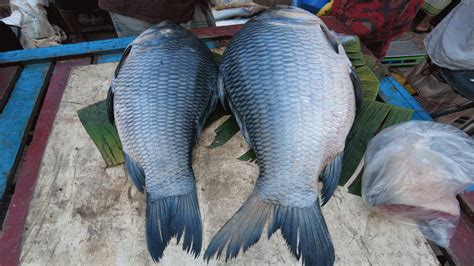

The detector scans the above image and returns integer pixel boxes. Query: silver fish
[107,22,218,262]
[205,6,359,265]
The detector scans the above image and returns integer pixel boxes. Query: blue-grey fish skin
[205,7,356,264]
[112,23,217,199]
[110,22,217,261]
[221,7,355,207]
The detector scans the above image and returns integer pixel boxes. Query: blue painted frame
[0,38,134,65]
[0,37,216,65]
[0,63,52,197]
[379,76,433,121]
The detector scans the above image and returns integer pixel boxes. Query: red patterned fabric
[330,0,424,58]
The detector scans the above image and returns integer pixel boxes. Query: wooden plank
[0,25,241,66]
[0,38,133,66]
[0,66,21,113]
[95,53,122,64]
[18,64,438,265]
[459,191,474,220]
[191,24,242,39]
[445,214,474,266]
[0,63,52,199]
[379,77,432,121]
[0,58,90,265]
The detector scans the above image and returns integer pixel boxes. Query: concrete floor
[19,63,438,265]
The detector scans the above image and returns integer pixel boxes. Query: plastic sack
[1,0,66,48]
[362,121,474,247]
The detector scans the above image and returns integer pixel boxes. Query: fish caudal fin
[204,193,335,266]
[146,187,202,262]
[319,153,343,206]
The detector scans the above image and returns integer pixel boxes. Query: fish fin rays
[107,44,133,125]
[204,194,335,265]
[319,153,343,206]
[229,99,252,147]
[195,85,219,144]
[124,153,145,192]
[217,73,226,108]
[114,44,132,78]
[106,86,115,125]
[218,72,253,147]
[146,187,203,262]
[320,24,341,54]
[204,193,271,262]
[195,53,219,144]
[350,67,362,109]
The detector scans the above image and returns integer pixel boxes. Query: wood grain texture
[0,63,52,199]
[445,214,474,266]
[0,25,242,66]
[0,37,133,66]
[0,66,21,113]
[459,191,474,220]
[0,58,90,266]
[19,63,437,265]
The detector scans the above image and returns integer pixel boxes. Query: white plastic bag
[2,0,66,48]
[362,121,474,247]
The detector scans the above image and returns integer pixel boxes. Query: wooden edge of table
[0,24,244,266]
[0,67,21,113]
[0,25,242,66]
[445,213,474,265]
[0,58,91,266]
[0,18,471,266]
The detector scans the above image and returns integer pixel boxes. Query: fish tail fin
[204,193,335,266]
[146,187,202,262]
[319,153,344,206]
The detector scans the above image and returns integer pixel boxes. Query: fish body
[107,22,218,262]
[205,6,358,265]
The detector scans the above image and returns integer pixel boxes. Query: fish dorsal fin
[350,66,362,109]
[114,44,133,78]
[319,24,361,109]
[320,24,341,54]
[107,44,133,125]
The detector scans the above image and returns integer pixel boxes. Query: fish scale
[205,6,357,265]
[108,22,217,262]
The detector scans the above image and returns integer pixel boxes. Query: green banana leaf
[78,100,123,167]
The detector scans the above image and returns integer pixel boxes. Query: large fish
[107,22,218,261]
[205,6,359,265]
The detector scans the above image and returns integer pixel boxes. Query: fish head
[251,5,321,25]
[132,21,192,47]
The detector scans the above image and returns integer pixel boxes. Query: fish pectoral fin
[350,66,362,109]
[217,73,226,109]
[106,86,115,125]
[146,188,202,262]
[114,44,132,78]
[204,193,335,266]
[195,83,219,144]
[319,152,344,206]
[320,24,341,54]
[124,153,145,192]
[107,44,133,126]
